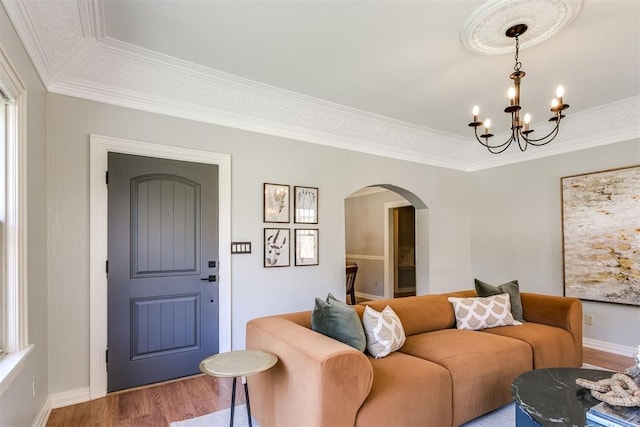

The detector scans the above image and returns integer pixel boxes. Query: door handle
[201,275,217,282]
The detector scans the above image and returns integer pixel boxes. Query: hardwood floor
[46,375,245,427]
[583,347,634,372]
[47,348,634,427]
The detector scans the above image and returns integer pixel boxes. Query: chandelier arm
[488,142,514,154]
[472,128,515,154]
[488,134,516,154]
[515,130,528,152]
[521,118,561,145]
[474,126,514,149]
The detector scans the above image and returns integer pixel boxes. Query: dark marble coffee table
[512,367,612,426]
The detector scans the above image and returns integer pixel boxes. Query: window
[1,95,6,357]
[0,44,30,396]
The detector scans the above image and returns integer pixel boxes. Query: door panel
[131,295,199,359]
[107,152,219,392]
[131,175,200,276]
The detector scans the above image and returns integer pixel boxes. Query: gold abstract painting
[562,165,640,306]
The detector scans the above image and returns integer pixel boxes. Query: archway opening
[344,185,429,302]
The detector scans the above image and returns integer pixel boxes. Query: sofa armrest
[246,316,373,427]
[520,292,583,365]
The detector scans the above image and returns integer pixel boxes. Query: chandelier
[468,24,569,154]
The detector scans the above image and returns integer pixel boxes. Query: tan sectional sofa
[246,290,582,427]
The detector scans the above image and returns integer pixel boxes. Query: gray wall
[0,4,49,426]
[46,93,472,396]
[470,139,640,348]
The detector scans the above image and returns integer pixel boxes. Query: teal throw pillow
[475,279,524,322]
[311,293,366,352]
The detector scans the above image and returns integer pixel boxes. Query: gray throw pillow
[475,279,524,322]
[311,293,366,352]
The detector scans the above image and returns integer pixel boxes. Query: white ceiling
[3,0,639,170]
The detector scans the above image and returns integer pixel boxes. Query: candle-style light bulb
[472,105,479,122]
[556,85,564,106]
[508,87,516,105]
[524,113,531,131]
[551,98,559,110]
[484,119,491,133]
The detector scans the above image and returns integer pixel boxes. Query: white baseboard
[355,292,385,301]
[32,397,52,427]
[50,387,91,409]
[584,338,637,358]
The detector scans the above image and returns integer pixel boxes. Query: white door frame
[89,134,232,399]
[383,200,411,299]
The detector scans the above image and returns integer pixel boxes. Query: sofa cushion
[400,329,532,426]
[481,322,578,368]
[361,294,456,336]
[311,293,366,351]
[355,351,452,427]
[362,305,406,358]
[475,278,524,322]
[448,294,522,330]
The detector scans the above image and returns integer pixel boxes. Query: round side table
[200,350,278,427]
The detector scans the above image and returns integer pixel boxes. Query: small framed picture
[264,183,290,223]
[295,229,318,266]
[294,186,318,224]
[264,228,290,267]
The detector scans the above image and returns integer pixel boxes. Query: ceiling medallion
[461,0,583,55]
[468,24,569,154]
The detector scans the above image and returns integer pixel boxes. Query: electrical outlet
[585,313,594,325]
[32,378,36,397]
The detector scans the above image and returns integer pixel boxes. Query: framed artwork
[295,228,318,266]
[264,228,290,267]
[561,165,640,306]
[264,183,290,223]
[294,186,318,224]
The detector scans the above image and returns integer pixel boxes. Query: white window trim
[0,43,29,397]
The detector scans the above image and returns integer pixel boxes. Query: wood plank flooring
[583,347,634,372]
[47,348,634,427]
[46,375,245,427]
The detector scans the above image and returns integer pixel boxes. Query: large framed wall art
[561,165,640,306]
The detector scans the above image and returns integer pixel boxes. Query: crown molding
[2,0,53,85]
[78,0,105,39]
[2,0,90,85]
[4,0,638,172]
[48,37,473,170]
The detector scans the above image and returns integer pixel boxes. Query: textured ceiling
[3,0,639,170]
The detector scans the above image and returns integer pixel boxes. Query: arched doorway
[344,185,429,302]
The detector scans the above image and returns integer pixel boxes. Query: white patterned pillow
[447,294,523,331]
[362,305,406,358]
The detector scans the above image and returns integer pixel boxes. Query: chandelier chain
[513,35,522,72]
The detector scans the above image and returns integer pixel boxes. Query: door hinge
[105,348,108,369]
[105,170,109,185]
[105,260,109,274]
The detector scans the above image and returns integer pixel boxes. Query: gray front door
[107,152,219,392]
